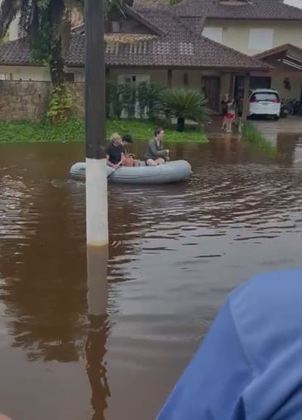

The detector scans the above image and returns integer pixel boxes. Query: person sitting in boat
[157,268,302,419]
[144,128,169,166]
[121,134,140,167]
[106,133,124,169]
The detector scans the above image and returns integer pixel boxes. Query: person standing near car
[225,98,236,133]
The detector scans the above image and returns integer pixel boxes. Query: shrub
[137,82,163,119]
[160,88,210,131]
[106,81,126,118]
[242,123,277,158]
[47,85,73,123]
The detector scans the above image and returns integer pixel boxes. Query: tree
[0,0,77,86]
[0,0,131,86]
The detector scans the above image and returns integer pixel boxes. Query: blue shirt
[157,269,302,420]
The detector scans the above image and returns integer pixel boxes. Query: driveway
[252,116,302,135]
[252,116,302,146]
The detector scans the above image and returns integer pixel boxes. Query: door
[203,76,220,111]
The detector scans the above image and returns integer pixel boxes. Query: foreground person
[157,268,302,419]
[144,128,169,166]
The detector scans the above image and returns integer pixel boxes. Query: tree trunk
[176,117,185,132]
[49,38,65,87]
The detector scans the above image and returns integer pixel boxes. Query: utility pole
[85,0,108,247]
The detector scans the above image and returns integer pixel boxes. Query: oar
[107,161,122,179]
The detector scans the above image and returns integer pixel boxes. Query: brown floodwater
[1,133,302,420]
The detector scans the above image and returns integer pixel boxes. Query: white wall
[0,65,50,81]
[284,0,302,8]
[203,20,302,55]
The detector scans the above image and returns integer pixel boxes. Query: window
[111,21,120,33]
[118,75,150,84]
[248,28,274,51]
[202,27,223,43]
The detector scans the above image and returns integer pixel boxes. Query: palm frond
[161,89,210,123]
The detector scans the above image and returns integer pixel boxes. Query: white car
[249,89,281,120]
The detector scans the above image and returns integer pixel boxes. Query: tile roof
[0,7,268,71]
[254,43,302,70]
[173,0,302,20]
[0,38,32,65]
[254,43,302,60]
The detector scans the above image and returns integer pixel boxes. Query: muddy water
[1,134,302,420]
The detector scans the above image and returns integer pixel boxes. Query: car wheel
[274,115,279,121]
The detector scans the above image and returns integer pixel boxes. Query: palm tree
[161,88,210,132]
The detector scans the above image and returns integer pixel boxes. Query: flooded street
[1,134,302,420]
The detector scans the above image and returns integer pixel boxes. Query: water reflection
[86,246,110,420]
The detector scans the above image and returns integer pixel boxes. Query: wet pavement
[253,115,302,135]
[1,135,302,420]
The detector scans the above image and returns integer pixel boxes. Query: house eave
[65,62,269,72]
[0,62,48,67]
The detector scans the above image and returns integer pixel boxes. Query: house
[172,0,302,100]
[0,0,20,42]
[0,3,268,120]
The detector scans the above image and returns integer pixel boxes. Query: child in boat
[121,134,139,167]
[144,127,169,166]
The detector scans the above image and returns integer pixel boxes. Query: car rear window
[252,92,279,101]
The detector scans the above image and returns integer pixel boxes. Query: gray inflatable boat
[70,160,192,184]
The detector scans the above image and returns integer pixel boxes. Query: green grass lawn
[0,119,208,144]
[242,123,277,158]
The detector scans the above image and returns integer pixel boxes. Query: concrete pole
[85,0,108,247]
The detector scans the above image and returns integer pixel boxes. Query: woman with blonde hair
[106,133,124,168]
